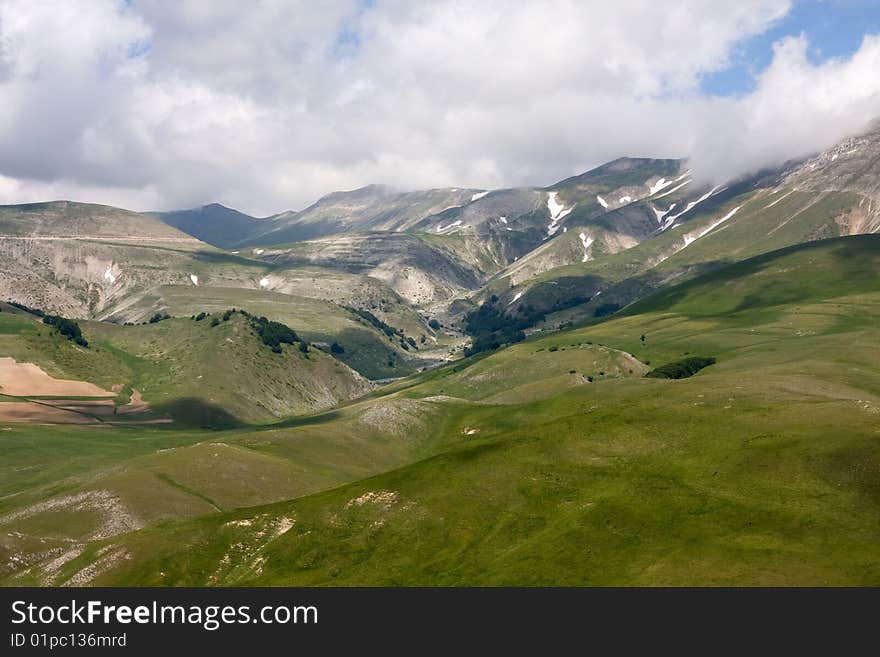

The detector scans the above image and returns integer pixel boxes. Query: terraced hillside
[2,235,878,586]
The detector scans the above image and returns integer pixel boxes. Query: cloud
[0,0,877,215]
[687,33,880,182]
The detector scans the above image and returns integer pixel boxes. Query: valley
[1,124,879,586]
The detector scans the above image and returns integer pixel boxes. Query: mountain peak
[317,184,397,204]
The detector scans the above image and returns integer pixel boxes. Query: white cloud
[0,0,877,216]
[687,33,880,182]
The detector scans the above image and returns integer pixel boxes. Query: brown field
[0,401,97,424]
[0,357,114,397]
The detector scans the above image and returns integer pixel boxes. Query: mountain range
[1,122,879,586]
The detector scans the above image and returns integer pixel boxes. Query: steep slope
[411,158,688,266]
[155,203,264,249]
[22,235,880,586]
[497,125,880,330]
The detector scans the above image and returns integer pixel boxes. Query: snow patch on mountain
[508,291,523,305]
[546,191,574,236]
[648,178,677,195]
[763,188,796,210]
[682,206,741,248]
[596,195,608,209]
[435,220,462,233]
[189,274,199,285]
[664,185,723,226]
[653,179,691,199]
[103,266,117,285]
[579,232,595,262]
[471,191,489,202]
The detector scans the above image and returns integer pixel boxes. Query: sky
[0,0,879,216]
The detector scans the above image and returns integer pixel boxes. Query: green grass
[115,285,425,379]
[0,307,372,426]
[87,314,373,425]
[2,235,880,586]
[500,186,869,331]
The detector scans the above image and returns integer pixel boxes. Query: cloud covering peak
[0,0,878,215]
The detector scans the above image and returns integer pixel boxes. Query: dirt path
[115,389,150,414]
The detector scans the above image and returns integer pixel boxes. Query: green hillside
[0,305,372,426]
[4,235,877,586]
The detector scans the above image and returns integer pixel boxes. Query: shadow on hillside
[272,409,344,429]
[153,397,244,430]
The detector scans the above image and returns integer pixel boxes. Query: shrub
[330,341,345,354]
[194,312,208,321]
[298,341,309,353]
[645,356,716,380]
[42,315,88,347]
[346,306,403,338]
[428,319,441,330]
[250,315,299,350]
[210,317,220,327]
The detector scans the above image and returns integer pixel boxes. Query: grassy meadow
[1,235,879,586]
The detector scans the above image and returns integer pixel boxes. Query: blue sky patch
[701,0,880,96]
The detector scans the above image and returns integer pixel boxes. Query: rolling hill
[2,121,880,587]
[3,234,877,585]
[0,303,372,426]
